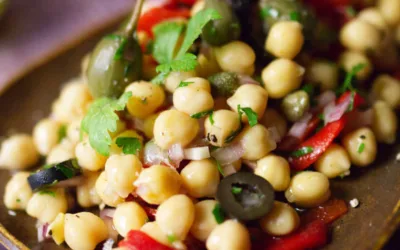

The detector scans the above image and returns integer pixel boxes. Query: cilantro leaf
[167,234,176,243]
[55,164,74,179]
[58,124,67,143]
[170,53,198,72]
[151,72,168,85]
[177,81,194,88]
[209,111,215,125]
[291,146,314,157]
[289,11,300,21]
[116,137,142,155]
[238,106,258,127]
[81,92,132,156]
[215,159,225,176]
[152,22,185,64]
[231,186,242,194]
[212,203,225,224]
[337,63,366,94]
[357,142,365,153]
[191,110,213,119]
[39,190,56,197]
[301,83,315,96]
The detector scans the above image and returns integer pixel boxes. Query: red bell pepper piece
[119,230,173,250]
[302,198,348,225]
[138,7,191,36]
[264,221,328,250]
[337,91,365,109]
[289,118,345,170]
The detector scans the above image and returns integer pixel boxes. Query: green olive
[202,0,241,46]
[0,0,8,18]
[208,72,240,97]
[281,90,310,122]
[216,172,275,221]
[86,0,144,98]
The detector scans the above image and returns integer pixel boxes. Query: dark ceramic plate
[0,2,400,250]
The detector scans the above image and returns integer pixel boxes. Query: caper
[208,72,240,97]
[281,90,310,122]
[86,0,144,98]
[202,0,241,46]
[216,172,275,221]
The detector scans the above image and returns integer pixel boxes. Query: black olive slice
[28,159,81,190]
[216,172,274,221]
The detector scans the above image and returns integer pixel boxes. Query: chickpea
[4,172,32,210]
[305,60,339,90]
[46,139,75,165]
[153,110,199,149]
[227,84,268,123]
[105,154,142,198]
[285,171,330,208]
[190,200,219,242]
[281,90,310,122]
[52,80,92,123]
[204,109,241,147]
[113,202,148,237]
[184,77,212,92]
[260,201,300,236]
[237,124,277,161]
[77,171,102,208]
[156,195,195,241]
[173,86,214,116]
[125,81,166,119]
[266,21,304,59]
[141,222,171,247]
[342,127,377,167]
[109,119,127,139]
[67,119,82,145]
[315,144,351,178]
[134,165,181,205]
[95,172,124,207]
[49,213,65,245]
[26,188,68,223]
[260,108,288,140]
[262,59,305,99]
[372,101,398,144]
[215,41,256,75]
[33,118,62,155]
[196,52,221,78]
[358,7,388,31]
[0,134,39,170]
[64,212,108,250]
[143,113,159,139]
[206,220,251,250]
[372,74,400,108]
[191,0,205,16]
[338,50,373,80]
[340,19,382,52]
[75,139,107,171]
[255,155,290,191]
[181,159,220,198]
[110,130,144,155]
[165,71,197,93]
[378,0,400,26]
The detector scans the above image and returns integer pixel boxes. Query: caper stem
[124,0,145,36]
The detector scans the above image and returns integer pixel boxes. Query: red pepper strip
[119,230,173,250]
[302,198,348,225]
[337,91,365,109]
[289,118,345,170]
[264,221,328,250]
[138,7,191,36]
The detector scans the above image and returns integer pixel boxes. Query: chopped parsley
[337,63,366,94]
[116,137,142,155]
[291,146,314,157]
[357,142,365,154]
[191,110,214,119]
[58,125,67,143]
[39,190,56,197]
[212,203,225,224]
[260,7,279,19]
[301,84,315,96]
[215,159,225,176]
[209,111,215,125]
[289,11,300,21]
[42,164,52,169]
[238,105,258,127]
[167,234,176,243]
[16,198,21,203]
[177,81,194,88]
[347,91,356,112]
[55,164,74,179]
[231,186,243,194]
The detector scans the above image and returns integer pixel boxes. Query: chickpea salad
[2,0,400,249]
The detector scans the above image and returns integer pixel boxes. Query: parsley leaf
[238,105,258,127]
[116,137,142,155]
[16,198,21,203]
[58,124,67,143]
[337,63,366,94]
[81,92,132,156]
[302,83,315,96]
[212,203,225,224]
[167,234,176,243]
[290,11,300,21]
[152,22,185,64]
[39,190,56,197]
[260,7,279,19]
[191,110,213,119]
[357,142,365,154]
[291,146,314,157]
[209,111,215,125]
[177,81,194,88]
[231,186,242,194]
[215,159,225,176]
[55,164,74,179]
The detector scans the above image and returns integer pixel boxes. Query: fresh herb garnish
[191,110,213,119]
[215,159,225,176]
[55,164,74,179]
[357,142,365,154]
[151,9,221,84]
[289,11,300,21]
[16,198,21,203]
[345,6,356,17]
[238,105,258,127]
[58,125,67,143]
[177,81,194,88]
[81,91,132,156]
[347,91,356,112]
[43,164,52,169]
[209,111,215,125]
[116,137,142,155]
[39,190,56,197]
[167,234,176,243]
[291,146,314,157]
[231,186,243,194]
[337,63,366,94]
[212,203,225,224]
[260,7,279,19]
[302,84,315,96]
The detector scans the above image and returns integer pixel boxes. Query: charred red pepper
[302,198,348,225]
[119,230,173,250]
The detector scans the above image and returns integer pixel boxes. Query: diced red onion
[211,142,244,166]
[143,141,171,167]
[100,208,116,219]
[102,238,115,250]
[102,217,118,242]
[287,113,313,139]
[343,108,373,134]
[168,144,185,166]
[323,94,351,124]
[242,160,257,170]
[53,176,85,188]
[36,222,50,242]
[268,127,282,143]
[316,90,336,108]
[237,74,260,85]
[183,146,210,160]
[134,184,150,199]
[222,164,237,176]
[132,117,145,133]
